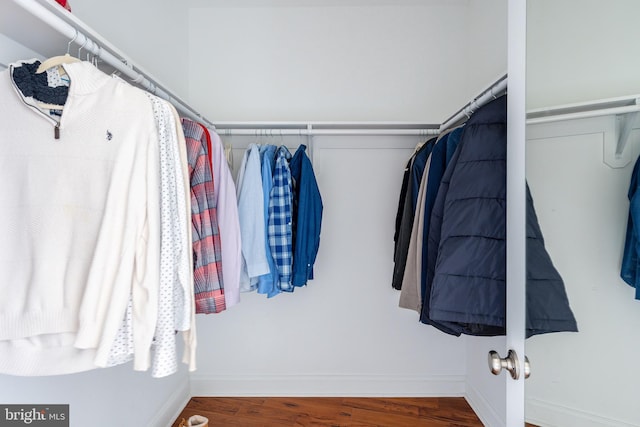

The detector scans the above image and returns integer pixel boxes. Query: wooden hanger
[35,53,80,74]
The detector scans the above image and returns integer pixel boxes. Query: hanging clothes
[391,139,436,290]
[290,144,323,287]
[236,143,270,292]
[181,118,226,314]
[398,152,432,312]
[421,95,578,337]
[621,154,640,300]
[269,145,294,292]
[420,124,473,335]
[257,144,280,298]
[206,129,242,308]
[106,95,195,377]
[393,158,412,268]
[152,99,196,376]
[0,59,164,375]
[398,129,461,313]
[235,142,323,297]
[419,127,463,310]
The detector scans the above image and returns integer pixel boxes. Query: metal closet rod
[215,76,510,137]
[526,95,640,124]
[213,122,441,136]
[12,0,214,128]
[439,74,508,132]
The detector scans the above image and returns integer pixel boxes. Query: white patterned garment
[45,67,70,88]
[167,103,192,333]
[104,94,191,378]
[167,104,197,371]
[148,95,179,377]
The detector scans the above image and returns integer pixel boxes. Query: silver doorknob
[524,355,531,379]
[488,349,520,380]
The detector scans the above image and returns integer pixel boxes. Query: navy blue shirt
[621,154,640,300]
[290,145,323,287]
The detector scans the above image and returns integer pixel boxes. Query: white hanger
[36,102,65,110]
[36,29,81,74]
[33,30,82,111]
[36,53,80,74]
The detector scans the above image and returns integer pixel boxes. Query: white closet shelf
[527,94,640,168]
[0,0,214,127]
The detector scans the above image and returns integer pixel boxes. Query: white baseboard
[526,398,640,427]
[465,381,503,427]
[147,375,191,427]
[190,373,465,397]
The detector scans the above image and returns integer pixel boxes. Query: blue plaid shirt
[268,146,293,292]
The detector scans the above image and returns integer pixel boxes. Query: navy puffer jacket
[421,95,578,337]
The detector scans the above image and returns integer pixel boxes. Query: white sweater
[0,59,160,375]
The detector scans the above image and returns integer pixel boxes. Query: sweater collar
[60,60,111,96]
[10,58,112,105]
[11,59,69,105]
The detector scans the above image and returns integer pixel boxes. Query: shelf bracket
[604,100,640,168]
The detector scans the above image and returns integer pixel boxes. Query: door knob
[524,355,531,379]
[488,349,520,380]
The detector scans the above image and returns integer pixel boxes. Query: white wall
[71,0,190,100]
[526,0,640,109]
[526,1,640,426]
[187,0,473,122]
[0,34,40,68]
[0,364,190,427]
[465,0,508,98]
[186,0,507,400]
[526,121,640,427]
[192,136,468,397]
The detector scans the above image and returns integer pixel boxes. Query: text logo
[0,405,68,426]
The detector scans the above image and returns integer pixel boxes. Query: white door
[505,1,527,426]
[464,2,527,426]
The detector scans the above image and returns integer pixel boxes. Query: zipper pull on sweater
[54,123,60,139]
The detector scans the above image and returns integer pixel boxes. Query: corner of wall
[465,379,503,427]
[147,373,191,427]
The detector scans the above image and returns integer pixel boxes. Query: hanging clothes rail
[527,94,640,169]
[213,122,440,137]
[439,74,508,132]
[215,77,509,138]
[526,94,640,124]
[7,0,214,128]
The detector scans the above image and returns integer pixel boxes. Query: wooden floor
[172,397,486,426]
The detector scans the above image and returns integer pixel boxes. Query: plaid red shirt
[181,118,225,314]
